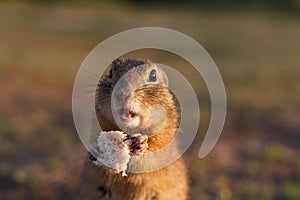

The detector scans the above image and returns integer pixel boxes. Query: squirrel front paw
[124,133,148,154]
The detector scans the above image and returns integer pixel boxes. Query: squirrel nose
[116,91,130,104]
[114,80,131,104]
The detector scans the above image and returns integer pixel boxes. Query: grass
[0,1,300,199]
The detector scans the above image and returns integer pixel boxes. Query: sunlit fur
[80,58,188,200]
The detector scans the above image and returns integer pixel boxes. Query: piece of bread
[88,131,131,176]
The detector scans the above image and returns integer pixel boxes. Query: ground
[0,2,299,200]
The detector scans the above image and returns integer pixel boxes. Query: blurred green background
[0,0,299,199]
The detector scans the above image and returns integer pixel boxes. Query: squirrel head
[96,58,177,137]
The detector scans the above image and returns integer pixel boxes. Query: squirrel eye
[148,69,157,82]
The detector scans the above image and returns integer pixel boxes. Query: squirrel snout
[113,80,134,105]
[114,89,130,104]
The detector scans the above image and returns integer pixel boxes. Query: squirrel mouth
[119,108,138,121]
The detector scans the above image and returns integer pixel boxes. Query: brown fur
[80,58,188,200]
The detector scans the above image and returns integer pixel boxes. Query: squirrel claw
[124,133,148,154]
[131,142,148,154]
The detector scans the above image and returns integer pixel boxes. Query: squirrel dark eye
[148,69,157,82]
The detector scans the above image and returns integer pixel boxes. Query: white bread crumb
[88,131,130,176]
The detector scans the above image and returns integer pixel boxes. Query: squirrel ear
[159,70,169,87]
[108,68,113,78]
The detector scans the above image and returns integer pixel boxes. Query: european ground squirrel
[80,58,188,200]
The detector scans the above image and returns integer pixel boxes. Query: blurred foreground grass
[0,1,299,200]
